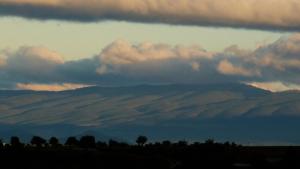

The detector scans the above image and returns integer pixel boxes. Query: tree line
[0,135,239,149]
[0,135,299,169]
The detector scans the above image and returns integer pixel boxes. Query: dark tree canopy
[96,141,107,148]
[49,137,59,146]
[177,140,188,147]
[31,136,47,147]
[162,140,171,146]
[79,136,96,148]
[109,139,119,147]
[65,137,79,146]
[10,136,22,147]
[0,134,296,169]
[136,136,148,146]
[205,139,215,145]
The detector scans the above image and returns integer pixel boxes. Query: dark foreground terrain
[0,136,300,169]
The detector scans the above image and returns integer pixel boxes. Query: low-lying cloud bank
[16,83,91,91]
[1,34,300,92]
[0,58,6,67]
[247,81,300,92]
[1,0,300,31]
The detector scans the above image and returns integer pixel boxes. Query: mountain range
[0,83,299,144]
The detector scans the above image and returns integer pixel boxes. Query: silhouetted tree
[231,142,238,147]
[118,142,129,148]
[96,141,107,149]
[192,142,201,147]
[205,139,215,145]
[109,139,119,147]
[0,139,3,148]
[154,142,161,147]
[49,137,60,147]
[162,140,171,147]
[31,136,47,147]
[108,139,129,148]
[65,137,79,147]
[177,140,188,147]
[224,141,230,147]
[79,136,96,148]
[136,136,148,146]
[10,136,23,148]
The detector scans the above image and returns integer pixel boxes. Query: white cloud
[0,58,6,68]
[97,40,212,74]
[2,46,64,77]
[190,62,200,71]
[217,33,300,83]
[96,65,108,75]
[1,34,300,92]
[17,46,64,64]
[247,81,300,92]
[1,0,300,30]
[217,60,260,77]
[16,83,91,91]
[248,34,300,71]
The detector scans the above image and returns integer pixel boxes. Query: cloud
[100,40,213,64]
[250,34,300,71]
[190,62,200,72]
[224,34,300,85]
[4,46,64,69]
[1,46,64,80]
[16,83,91,91]
[1,0,300,31]
[0,46,101,87]
[97,40,213,74]
[1,34,300,91]
[0,58,6,68]
[217,59,260,77]
[246,81,300,92]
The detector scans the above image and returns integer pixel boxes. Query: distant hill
[0,83,300,144]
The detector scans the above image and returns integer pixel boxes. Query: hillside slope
[0,84,299,143]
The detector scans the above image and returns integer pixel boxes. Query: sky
[0,0,299,92]
[0,17,285,60]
